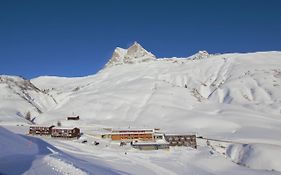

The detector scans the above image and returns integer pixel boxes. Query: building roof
[110,132,154,135]
[30,125,54,128]
[52,127,79,130]
[111,128,155,132]
[164,133,197,136]
[132,140,169,146]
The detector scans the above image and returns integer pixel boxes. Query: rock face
[105,42,156,67]
[189,50,210,60]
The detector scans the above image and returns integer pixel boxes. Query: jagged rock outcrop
[105,42,156,67]
[189,50,210,60]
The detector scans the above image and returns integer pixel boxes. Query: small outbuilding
[67,116,80,120]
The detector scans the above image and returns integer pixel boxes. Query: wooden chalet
[29,125,55,135]
[67,116,80,120]
[51,127,80,138]
[164,134,197,149]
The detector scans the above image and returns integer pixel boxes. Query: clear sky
[0,0,281,79]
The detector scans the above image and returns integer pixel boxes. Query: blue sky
[0,0,281,79]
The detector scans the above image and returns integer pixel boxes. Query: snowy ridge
[0,75,57,124]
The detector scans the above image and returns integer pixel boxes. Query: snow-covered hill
[28,45,281,138]
[1,43,281,137]
[0,126,123,175]
[0,75,57,124]
[1,43,281,174]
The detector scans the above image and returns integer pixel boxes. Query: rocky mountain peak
[189,50,210,60]
[105,42,156,67]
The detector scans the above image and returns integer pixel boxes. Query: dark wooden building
[29,125,55,135]
[51,127,80,138]
[67,116,80,120]
[164,134,197,149]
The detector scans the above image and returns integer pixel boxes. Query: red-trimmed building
[110,128,155,141]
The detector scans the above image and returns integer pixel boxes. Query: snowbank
[226,143,281,172]
[0,127,39,174]
[0,127,38,158]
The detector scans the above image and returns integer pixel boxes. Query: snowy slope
[30,46,281,139]
[227,143,281,172]
[0,75,57,124]
[0,126,125,175]
[1,43,281,174]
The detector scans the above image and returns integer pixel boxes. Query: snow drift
[227,143,281,172]
[0,127,124,175]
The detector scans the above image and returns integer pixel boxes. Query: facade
[164,134,197,149]
[29,126,80,139]
[110,128,155,141]
[29,125,55,135]
[131,142,169,150]
[101,134,111,139]
[111,128,155,133]
[51,127,80,138]
[111,132,153,141]
[154,133,164,140]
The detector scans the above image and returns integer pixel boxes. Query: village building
[67,115,80,120]
[29,125,55,135]
[110,128,156,141]
[131,141,169,150]
[51,127,80,138]
[164,133,197,149]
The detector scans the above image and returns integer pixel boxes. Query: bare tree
[25,111,31,121]
[57,121,61,127]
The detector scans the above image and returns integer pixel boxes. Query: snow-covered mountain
[19,43,280,139]
[1,43,281,134]
[1,43,281,174]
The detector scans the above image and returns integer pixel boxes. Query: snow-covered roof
[110,131,154,135]
[30,125,54,128]
[164,133,197,136]
[132,140,169,146]
[52,127,79,130]
[111,128,155,132]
